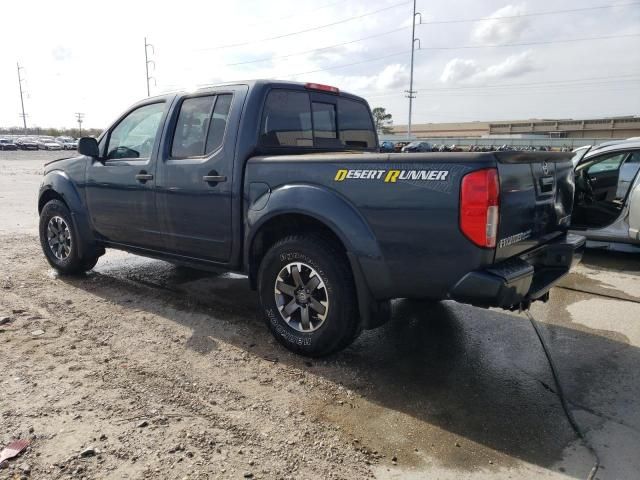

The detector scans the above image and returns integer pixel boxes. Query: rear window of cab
[260,89,376,150]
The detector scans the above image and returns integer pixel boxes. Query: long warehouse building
[392,116,640,139]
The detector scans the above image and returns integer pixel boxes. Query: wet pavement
[2,150,640,478]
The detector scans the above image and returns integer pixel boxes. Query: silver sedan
[570,140,640,251]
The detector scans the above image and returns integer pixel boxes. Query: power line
[223,26,409,67]
[364,81,640,100]
[243,0,347,29]
[192,0,638,57]
[281,29,639,80]
[413,73,640,91]
[287,50,409,78]
[414,32,640,50]
[196,0,411,51]
[221,30,638,71]
[415,1,640,26]
[361,74,640,99]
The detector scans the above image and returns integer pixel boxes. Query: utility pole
[75,113,84,136]
[405,0,421,140]
[17,62,27,132]
[144,37,155,97]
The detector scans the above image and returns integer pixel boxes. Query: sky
[0,0,639,130]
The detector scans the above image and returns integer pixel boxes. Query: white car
[55,136,78,150]
[570,140,640,251]
[36,136,63,150]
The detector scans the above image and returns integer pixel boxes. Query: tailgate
[494,152,575,261]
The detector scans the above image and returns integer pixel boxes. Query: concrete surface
[1,150,640,479]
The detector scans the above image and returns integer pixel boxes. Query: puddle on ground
[566,298,639,345]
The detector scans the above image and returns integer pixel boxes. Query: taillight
[460,168,500,248]
[304,82,340,94]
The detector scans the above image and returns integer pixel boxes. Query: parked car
[36,136,63,150]
[401,141,432,152]
[38,80,584,357]
[15,137,39,150]
[393,141,409,152]
[570,140,640,249]
[55,136,78,150]
[0,138,18,151]
[379,140,395,153]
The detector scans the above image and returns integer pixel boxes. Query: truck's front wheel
[258,235,360,357]
[39,199,100,275]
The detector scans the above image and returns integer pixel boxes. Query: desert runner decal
[334,169,449,183]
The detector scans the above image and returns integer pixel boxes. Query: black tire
[258,234,360,357]
[39,199,100,275]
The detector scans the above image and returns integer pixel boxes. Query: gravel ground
[0,234,378,479]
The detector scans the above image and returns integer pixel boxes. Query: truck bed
[246,150,575,301]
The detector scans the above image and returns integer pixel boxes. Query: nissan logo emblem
[542,161,549,175]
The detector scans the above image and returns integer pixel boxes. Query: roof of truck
[151,79,365,102]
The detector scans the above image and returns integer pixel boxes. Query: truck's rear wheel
[39,199,100,275]
[258,235,360,357]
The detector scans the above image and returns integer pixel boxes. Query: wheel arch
[38,170,99,258]
[38,188,68,214]
[245,184,391,329]
[38,170,83,214]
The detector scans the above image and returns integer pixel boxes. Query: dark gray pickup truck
[38,80,585,356]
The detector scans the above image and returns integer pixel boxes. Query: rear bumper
[449,233,585,309]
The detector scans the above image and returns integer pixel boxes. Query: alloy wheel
[274,262,329,332]
[47,216,72,260]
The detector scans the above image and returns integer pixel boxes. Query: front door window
[107,102,165,160]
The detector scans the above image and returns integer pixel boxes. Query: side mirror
[78,137,99,157]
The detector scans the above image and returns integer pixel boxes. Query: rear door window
[171,96,215,158]
[171,94,233,158]
[205,94,232,153]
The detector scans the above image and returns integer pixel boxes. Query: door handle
[203,175,227,183]
[135,173,154,182]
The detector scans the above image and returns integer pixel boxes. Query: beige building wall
[392,117,640,139]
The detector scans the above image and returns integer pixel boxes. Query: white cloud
[309,63,408,95]
[471,4,529,44]
[52,46,72,62]
[440,51,536,84]
[481,51,534,80]
[375,64,409,90]
[440,59,481,83]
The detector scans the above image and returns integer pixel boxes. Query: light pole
[144,37,156,97]
[17,62,27,132]
[75,113,84,137]
[405,0,421,140]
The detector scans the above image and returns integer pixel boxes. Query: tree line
[0,126,103,138]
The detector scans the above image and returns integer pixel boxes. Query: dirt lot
[1,151,640,479]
